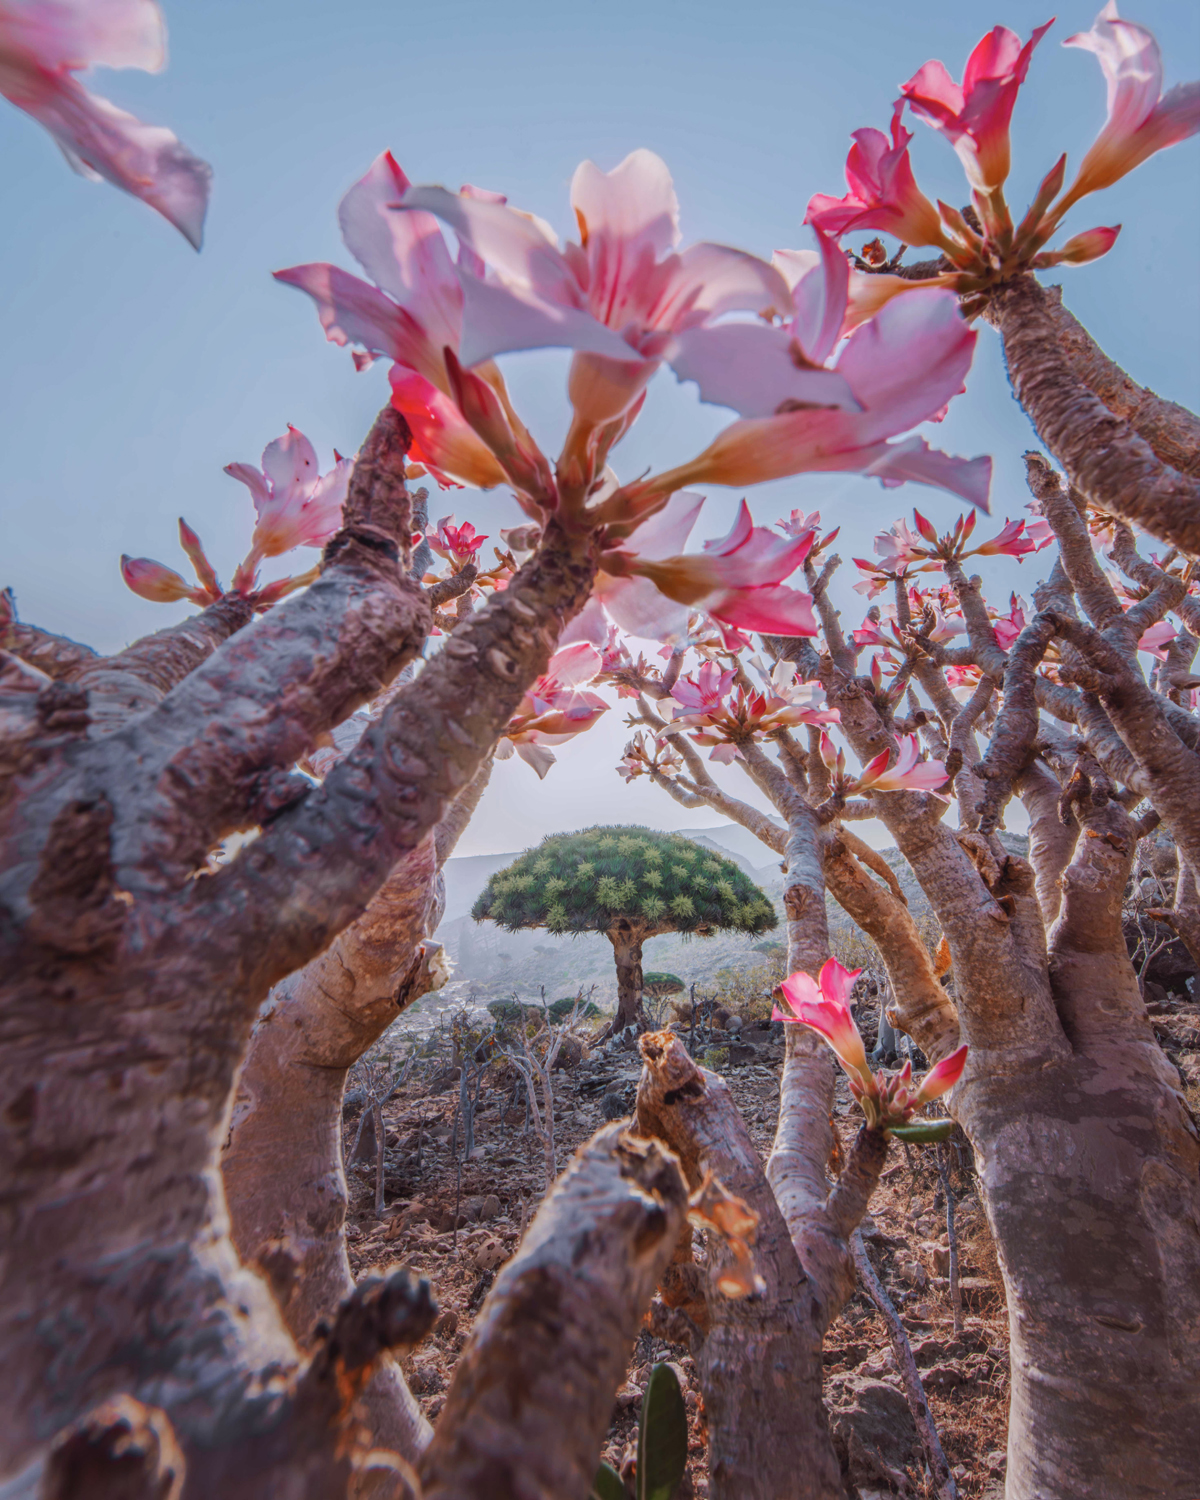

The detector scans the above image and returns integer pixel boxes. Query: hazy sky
[3,0,1197,855]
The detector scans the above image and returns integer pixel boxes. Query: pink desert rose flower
[400,148,799,426]
[224,426,353,585]
[0,0,211,246]
[670,660,736,719]
[497,642,610,778]
[806,101,951,250]
[1058,3,1200,213]
[602,499,819,638]
[900,21,1054,193]
[991,594,1028,650]
[971,516,1048,558]
[276,153,515,491]
[855,733,950,796]
[662,253,991,511]
[428,516,487,569]
[774,959,872,1087]
[914,1043,969,1104]
[775,958,969,1127]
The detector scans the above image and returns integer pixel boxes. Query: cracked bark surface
[985,276,1200,552]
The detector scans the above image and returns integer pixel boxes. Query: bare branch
[419,1126,687,1500]
[425,564,478,610]
[637,1031,849,1498]
[972,614,1056,835]
[853,1230,958,1500]
[1023,453,1131,639]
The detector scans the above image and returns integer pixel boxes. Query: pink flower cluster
[496,642,611,779]
[122,425,352,609]
[806,7,1198,301]
[774,958,968,1132]
[669,658,838,763]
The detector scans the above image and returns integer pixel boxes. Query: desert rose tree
[4,3,1199,1498]
[472,826,777,1032]
[3,111,984,1495]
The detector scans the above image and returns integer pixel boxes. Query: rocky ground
[343,988,1142,1500]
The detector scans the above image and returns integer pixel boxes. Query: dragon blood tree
[472,827,776,1033]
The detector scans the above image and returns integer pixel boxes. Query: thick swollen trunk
[221,835,441,1459]
[956,1048,1200,1499]
[608,920,646,1031]
[0,408,600,1486]
[221,765,489,1460]
[985,276,1200,553]
[960,802,1200,1500]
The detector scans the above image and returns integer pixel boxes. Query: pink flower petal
[914,1043,969,1103]
[668,322,859,419]
[274,263,447,389]
[5,70,211,247]
[457,271,640,368]
[400,182,579,306]
[336,151,462,357]
[1063,3,1200,203]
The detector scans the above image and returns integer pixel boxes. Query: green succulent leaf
[591,1461,628,1500]
[888,1119,956,1143]
[638,1363,688,1500]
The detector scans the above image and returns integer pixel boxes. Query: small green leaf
[638,1363,688,1500]
[888,1119,956,1143]
[591,1461,627,1500]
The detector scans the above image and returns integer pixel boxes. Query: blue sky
[2,0,1197,854]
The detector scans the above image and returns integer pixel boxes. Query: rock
[407,1359,444,1395]
[958,1275,998,1308]
[726,1015,743,1035]
[428,1066,462,1095]
[473,1237,507,1272]
[711,1006,731,1031]
[725,1042,758,1065]
[827,1374,919,1491]
[480,1193,502,1220]
[601,1091,629,1121]
[923,1360,968,1392]
[919,1239,951,1276]
[433,1310,459,1338]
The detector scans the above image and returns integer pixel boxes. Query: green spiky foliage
[473,827,776,1030]
[643,973,685,997]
